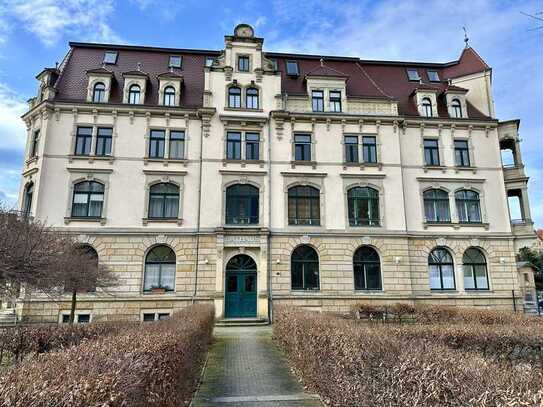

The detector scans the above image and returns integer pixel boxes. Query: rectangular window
[329,91,342,112]
[77,314,90,324]
[311,90,324,112]
[238,56,250,71]
[143,313,155,322]
[74,127,93,156]
[95,127,112,156]
[454,140,470,167]
[169,130,185,159]
[427,70,440,82]
[103,51,118,64]
[286,60,299,76]
[149,129,166,159]
[226,132,242,160]
[30,130,40,158]
[423,139,440,166]
[169,55,182,68]
[245,133,260,160]
[205,56,215,67]
[406,68,420,81]
[294,134,311,161]
[344,135,359,163]
[362,136,377,163]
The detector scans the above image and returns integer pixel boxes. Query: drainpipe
[267,115,273,323]
[192,113,205,303]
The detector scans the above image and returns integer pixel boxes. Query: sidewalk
[191,326,323,407]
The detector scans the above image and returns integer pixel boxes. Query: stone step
[215,318,269,327]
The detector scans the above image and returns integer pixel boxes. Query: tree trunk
[69,290,77,324]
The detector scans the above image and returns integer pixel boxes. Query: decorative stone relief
[362,236,371,245]
[156,234,167,244]
[436,237,447,246]
[300,235,310,244]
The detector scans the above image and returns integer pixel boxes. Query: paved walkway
[192,326,323,407]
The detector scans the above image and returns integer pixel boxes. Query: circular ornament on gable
[234,24,254,38]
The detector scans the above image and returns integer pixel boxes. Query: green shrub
[0,304,214,407]
[274,306,543,407]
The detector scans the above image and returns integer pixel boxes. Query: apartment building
[16,24,536,322]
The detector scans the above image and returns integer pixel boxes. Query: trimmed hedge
[0,304,214,407]
[274,306,543,407]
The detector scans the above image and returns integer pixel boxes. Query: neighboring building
[16,24,537,322]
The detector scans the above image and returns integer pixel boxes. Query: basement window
[103,51,118,64]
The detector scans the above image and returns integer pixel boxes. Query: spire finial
[463,27,470,48]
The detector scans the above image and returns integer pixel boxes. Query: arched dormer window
[451,98,462,118]
[246,87,259,109]
[128,84,141,104]
[422,97,433,117]
[92,82,106,103]
[163,86,175,106]
[228,86,241,108]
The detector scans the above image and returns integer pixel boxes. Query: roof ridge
[354,62,393,99]
[305,62,348,77]
[462,47,490,69]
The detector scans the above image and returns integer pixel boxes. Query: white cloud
[0,82,27,150]
[1,0,122,47]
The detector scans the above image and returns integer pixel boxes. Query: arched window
[228,86,241,108]
[428,247,455,290]
[128,84,141,104]
[353,246,381,290]
[463,247,489,290]
[423,189,450,223]
[288,186,320,226]
[455,190,481,223]
[246,87,259,109]
[143,245,175,292]
[347,187,379,226]
[148,183,179,219]
[422,97,433,117]
[451,98,462,118]
[92,82,106,103]
[22,182,33,216]
[291,245,319,290]
[71,181,104,218]
[163,86,175,106]
[225,184,259,225]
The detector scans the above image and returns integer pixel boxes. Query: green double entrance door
[225,254,257,318]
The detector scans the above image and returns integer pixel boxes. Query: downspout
[397,120,416,301]
[192,114,205,303]
[266,115,273,323]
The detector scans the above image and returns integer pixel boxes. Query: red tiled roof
[157,71,184,79]
[444,84,469,93]
[53,42,492,117]
[86,67,113,75]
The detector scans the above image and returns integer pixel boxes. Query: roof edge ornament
[234,23,254,38]
[463,26,470,48]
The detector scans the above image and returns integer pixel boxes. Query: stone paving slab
[192,326,323,407]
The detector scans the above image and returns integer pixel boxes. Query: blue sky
[0,0,541,226]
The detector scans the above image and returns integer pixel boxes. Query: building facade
[16,24,536,323]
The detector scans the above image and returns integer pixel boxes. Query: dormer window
[92,82,106,103]
[246,87,259,109]
[427,70,440,82]
[163,86,175,106]
[451,99,462,118]
[407,68,420,81]
[286,60,299,76]
[422,97,433,117]
[270,59,278,71]
[128,84,141,104]
[238,56,250,72]
[329,91,342,112]
[103,51,118,64]
[228,86,241,108]
[169,55,182,69]
[205,57,215,67]
[311,90,324,112]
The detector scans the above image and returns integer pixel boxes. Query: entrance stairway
[215,318,269,327]
[0,309,17,327]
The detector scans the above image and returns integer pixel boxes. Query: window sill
[69,155,115,164]
[423,165,446,173]
[144,158,187,166]
[224,107,264,113]
[454,166,477,174]
[291,160,317,169]
[342,162,382,170]
[142,218,183,226]
[224,223,261,228]
[142,291,176,295]
[64,217,106,225]
[430,289,457,293]
[423,221,489,230]
[222,159,265,168]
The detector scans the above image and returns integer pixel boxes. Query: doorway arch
[225,254,257,318]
